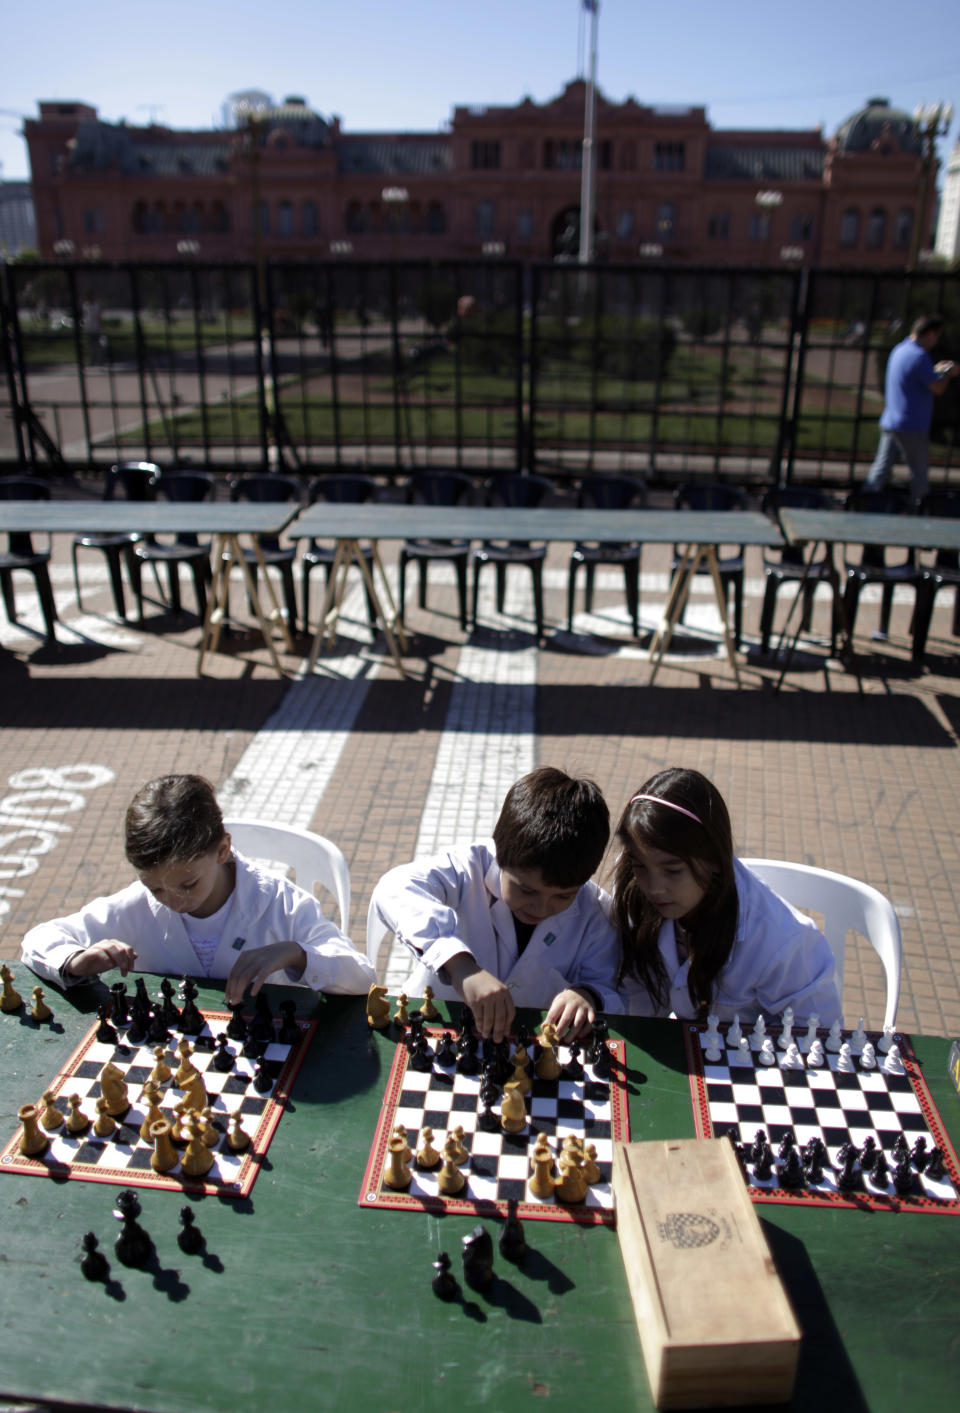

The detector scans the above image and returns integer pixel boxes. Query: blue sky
[3,0,958,183]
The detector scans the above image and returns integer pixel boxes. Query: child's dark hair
[612,767,737,1015]
[125,775,226,872]
[492,767,609,887]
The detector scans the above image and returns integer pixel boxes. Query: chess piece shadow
[147,1249,191,1303]
[516,1247,576,1297]
[482,1275,542,1324]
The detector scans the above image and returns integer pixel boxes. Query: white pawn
[826,1019,843,1053]
[878,1024,895,1054]
[860,1042,877,1070]
[782,1042,804,1070]
[836,1041,855,1073]
[799,1014,819,1053]
[750,1015,767,1051]
[733,1036,752,1067]
[850,1017,868,1054]
[759,1037,777,1066]
[727,1014,742,1048]
[807,1038,825,1068]
[777,1006,795,1050]
[883,1043,905,1075]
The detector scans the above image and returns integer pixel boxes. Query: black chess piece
[498,1199,527,1262]
[893,1154,915,1195]
[159,978,181,1025]
[179,993,205,1037]
[252,1062,274,1095]
[780,1148,806,1189]
[212,1035,235,1073]
[248,1000,274,1047]
[753,1141,775,1181]
[434,1031,456,1067]
[177,1205,204,1254]
[777,1129,796,1163]
[125,1000,149,1046]
[477,1101,500,1133]
[147,1010,170,1046]
[432,1251,458,1301]
[924,1146,945,1182]
[455,1034,479,1076]
[564,1041,584,1080]
[110,982,129,1027]
[277,1000,300,1046]
[493,1038,512,1085]
[837,1147,860,1192]
[80,1232,109,1282]
[858,1136,879,1172]
[479,1070,500,1111]
[409,1031,434,1073]
[461,1224,494,1289]
[804,1146,826,1184]
[750,1129,769,1165]
[910,1136,929,1171]
[95,1001,118,1046]
[870,1150,890,1187]
[590,1037,612,1080]
[225,1003,248,1042]
[134,978,151,1009]
[113,1190,153,1268]
[891,1132,910,1164]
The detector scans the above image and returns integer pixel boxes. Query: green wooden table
[1,968,958,1413]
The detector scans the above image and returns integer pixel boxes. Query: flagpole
[578,0,599,264]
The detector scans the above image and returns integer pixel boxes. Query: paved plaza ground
[2,486,959,1040]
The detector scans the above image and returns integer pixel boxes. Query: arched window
[866,208,887,250]
[211,201,230,234]
[707,211,729,240]
[302,200,318,236]
[657,201,676,241]
[516,209,534,241]
[790,213,813,242]
[616,209,635,240]
[278,201,294,237]
[427,201,446,234]
[840,208,860,247]
[893,208,913,249]
[257,202,270,236]
[475,200,495,237]
[346,201,368,234]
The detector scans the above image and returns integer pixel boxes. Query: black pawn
[925,1146,945,1182]
[113,1190,153,1269]
[277,1000,300,1046]
[859,1136,879,1172]
[754,1141,775,1181]
[177,1206,204,1254]
[431,1251,458,1302]
[837,1148,860,1192]
[777,1129,796,1163]
[514,1022,532,1051]
[461,1224,494,1289]
[750,1129,769,1165]
[225,1003,248,1042]
[434,1031,456,1067]
[147,1010,170,1046]
[159,979,181,1025]
[780,1148,806,1189]
[455,1035,479,1075]
[498,1199,527,1262]
[910,1136,928,1171]
[95,1002,118,1045]
[125,1004,149,1046]
[590,1039,612,1080]
[871,1150,890,1187]
[212,1034,234,1073]
[564,1041,584,1080]
[179,996,205,1037]
[80,1232,109,1282]
[252,1061,274,1095]
[409,1031,434,1073]
[891,1132,910,1164]
[893,1154,915,1196]
[477,1101,500,1133]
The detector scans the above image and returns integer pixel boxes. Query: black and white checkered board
[1,1008,315,1198]
[359,1028,629,1224]
[686,1023,960,1213]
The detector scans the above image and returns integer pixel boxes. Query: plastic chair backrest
[761,486,838,566]
[578,475,648,511]
[229,474,302,506]
[675,481,748,513]
[223,817,351,934]
[919,491,960,570]
[482,474,555,510]
[307,475,380,506]
[406,471,475,507]
[107,462,161,502]
[0,475,51,555]
[740,858,901,1031]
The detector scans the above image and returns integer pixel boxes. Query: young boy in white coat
[369,767,622,1043]
[21,775,375,1005]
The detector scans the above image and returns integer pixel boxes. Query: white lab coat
[370,839,623,1011]
[619,858,842,1026]
[21,851,375,995]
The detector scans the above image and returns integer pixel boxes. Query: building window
[346,201,368,234]
[278,200,294,237]
[748,212,770,240]
[181,203,202,234]
[518,140,535,169]
[544,139,581,171]
[474,200,495,237]
[707,212,730,240]
[656,201,676,241]
[620,141,637,171]
[615,209,635,241]
[516,208,534,241]
[893,208,913,249]
[654,142,685,172]
[427,201,446,234]
[866,207,887,249]
[599,139,612,171]
[301,200,318,236]
[212,201,230,234]
[840,208,860,247]
[790,213,813,242]
[471,140,501,170]
[82,209,104,235]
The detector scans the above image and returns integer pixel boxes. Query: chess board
[1,1008,316,1199]
[359,1027,630,1224]
[685,1022,960,1214]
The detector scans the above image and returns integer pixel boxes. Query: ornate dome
[834,97,922,155]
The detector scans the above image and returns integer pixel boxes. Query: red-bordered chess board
[360,1027,630,1224]
[1,1009,316,1199]
[685,1022,960,1214]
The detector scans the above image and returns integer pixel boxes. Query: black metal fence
[2,258,958,489]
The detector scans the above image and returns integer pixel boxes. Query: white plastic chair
[223,817,351,934]
[741,858,901,1031]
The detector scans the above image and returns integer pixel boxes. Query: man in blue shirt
[865,315,958,502]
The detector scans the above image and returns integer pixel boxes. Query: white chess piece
[727,1014,742,1048]
[703,1014,722,1055]
[878,1024,895,1054]
[733,1036,752,1066]
[750,1015,766,1051]
[782,1042,804,1070]
[837,1042,855,1073]
[826,1019,843,1053]
[799,1014,819,1053]
[759,1037,777,1066]
[807,1038,825,1068]
[883,1043,905,1075]
[778,1006,795,1050]
[860,1042,877,1070]
[850,1017,868,1054]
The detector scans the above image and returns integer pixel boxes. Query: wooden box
[613,1138,800,1409]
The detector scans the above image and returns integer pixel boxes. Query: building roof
[336,138,453,176]
[705,146,824,182]
[834,98,922,155]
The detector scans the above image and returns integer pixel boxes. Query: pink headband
[629,793,702,826]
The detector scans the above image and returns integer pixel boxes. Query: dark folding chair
[129,470,216,620]
[471,474,555,636]
[0,476,58,643]
[842,488,923,642]
[673,482,749,649]
[301,475,381,632]
[567,475,648,637]
[758,487,840,656]
[227,473,302,633]
[911,491,960,662]
[398,471,475,631]
[72,461,160,619]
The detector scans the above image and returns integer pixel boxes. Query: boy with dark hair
[369,767,621,1041]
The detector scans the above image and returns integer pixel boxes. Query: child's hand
[545,987,596,1042]
[65,941,138,979]
[458,969,515,1043]
[225,942,306,1005]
